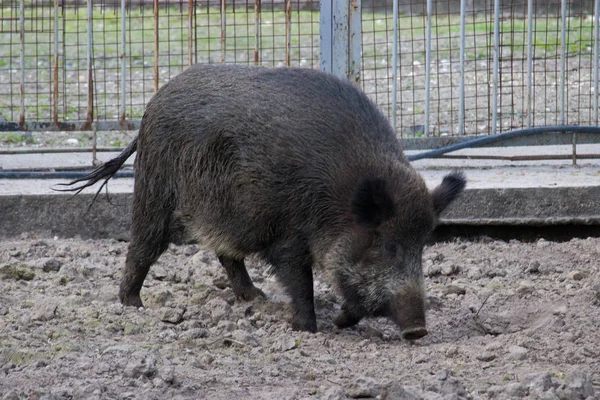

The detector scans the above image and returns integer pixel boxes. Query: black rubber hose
[406,125,600,161]
[0,125,598,179]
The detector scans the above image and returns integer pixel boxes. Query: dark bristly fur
[55,64,466,339]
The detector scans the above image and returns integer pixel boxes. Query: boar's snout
[390,284,428,341]
[401,326,428,341]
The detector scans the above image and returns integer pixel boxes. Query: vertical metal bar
[572,132,577,165]
[62,3,66,118]
[285,0,291,67]
[391,0,399,132]
[424,0,432,136]
[526,0,533,127]
[53,0,59,125]
[220,0,226,63]
[492,0,500,136]
[92,123,98,165]
[348,0,361,86]
[254,0,260,65]
[594,0,599,124]
[458,0,466,135]
[154,0,159,91]
[559,0,566,125]
[86,0,94,128]
[319,0,332,74]
[188,0,193,68]
[120,0,127,123]
[331,0,349,78]
[19,0,25,129]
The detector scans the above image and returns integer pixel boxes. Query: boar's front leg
[217,255,266,301]
[263,239,317,333]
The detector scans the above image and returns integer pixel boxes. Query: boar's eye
[384,243,397,258]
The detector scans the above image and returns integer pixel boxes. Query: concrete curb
[2,185,599,240]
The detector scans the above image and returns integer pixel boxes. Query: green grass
[0,5,597,125]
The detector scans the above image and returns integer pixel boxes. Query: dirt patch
[1,236,599,399]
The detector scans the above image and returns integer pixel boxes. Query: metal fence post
[319,0,361,85]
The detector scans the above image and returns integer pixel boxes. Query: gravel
[0,236,599,399]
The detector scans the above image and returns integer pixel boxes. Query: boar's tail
[52,136,138,212]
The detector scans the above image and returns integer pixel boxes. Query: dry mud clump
[0,236,599,399]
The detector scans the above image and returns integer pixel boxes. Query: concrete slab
[1,145,599,239]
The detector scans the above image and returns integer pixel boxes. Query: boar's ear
[430,170,466,216]
[351,177,395,228]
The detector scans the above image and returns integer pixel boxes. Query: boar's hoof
[401,327,428,341]
[291,316,318,333]
[119,292,144,308]
[333,310,362,329]
[235,285,266,302]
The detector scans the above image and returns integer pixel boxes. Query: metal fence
[1,0,599,143]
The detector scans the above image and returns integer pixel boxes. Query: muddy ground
[0,236,599,399]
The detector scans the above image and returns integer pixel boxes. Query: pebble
[552,304,568,316]
[526,260,541,273]
[564,369,595,398]
[65,138,79,145]
[507,345,528,360]
[109,303,124,315]
[537,239,551,248]
[345,376,381,398]
[31,302,57,322]
[151,267,168,281]
[231,329,259,347]
[423,369,468,396]
[425,264,442,277]
[383,383,419,400]
[504,382,528,397]
[180,328,208,340]
[475,352,497,362]
[42,258,62,273]
[442,284,466,296]
[123,356,157,379]
[517,280,535,296]
[567,270,584,281]
[206,298,232,323]
[272,335,298,352]
[523,372,554,392]
[441,262,459,275]
[160,366,175,384]
[159,307,185,324]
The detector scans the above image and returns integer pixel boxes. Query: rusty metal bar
[458,0,465,135]
[559,0,567,125]
[348,0,361,86]
[391,0,399,132]
[254,0,260,65]
[221,0,226,63]
[491,0,499,136]
[594,0,599,125]
[120,0,127,123]
[285,0,291,67]
[53,0,59,125]
[19,0,25,129]
[526,0,534,127]
[424,0,432,136]
[154,0,159,91]
[85,0,94,128]
[188,0,193,67]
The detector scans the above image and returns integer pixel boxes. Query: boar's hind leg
[264,240,317,333]
[118,199,173,308]
[217,256,266,301]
